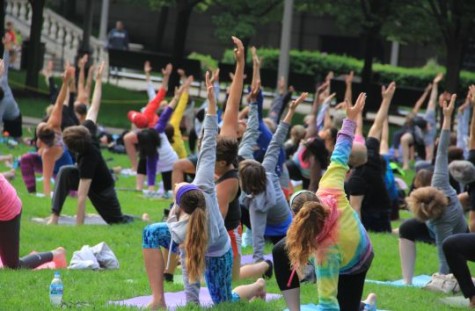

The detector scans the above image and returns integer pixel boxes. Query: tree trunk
[168,1,193,95]
[444,40,465,93]
[361,24,380,112]
[26,0,45,89]
[155,7,169,52]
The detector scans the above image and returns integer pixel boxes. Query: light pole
[99,0,110,44]
[276,0,294,90]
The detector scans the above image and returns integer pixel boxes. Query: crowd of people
[2,31,475,311]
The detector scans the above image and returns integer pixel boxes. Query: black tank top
[216,169,241,231]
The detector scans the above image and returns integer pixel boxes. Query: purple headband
[176,184,201,205]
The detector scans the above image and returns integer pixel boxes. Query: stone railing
[6,0,106,67]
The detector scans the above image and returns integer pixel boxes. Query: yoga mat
[0,253,62,270]
[365,274,431,288]
[240,254,273,266]
[31,214,107,225]
[109,288,281,310]
[440,296,469,308]
[284,303,389,311]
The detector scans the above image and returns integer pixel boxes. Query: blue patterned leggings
[142,223,238,304]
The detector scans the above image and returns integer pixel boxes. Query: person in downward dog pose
[142,65,268,310]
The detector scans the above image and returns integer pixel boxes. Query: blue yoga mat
[365,274,431,287]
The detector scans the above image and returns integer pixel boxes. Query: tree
[211,0,282,51]
[390,0,475,93]
[26,0,45,88]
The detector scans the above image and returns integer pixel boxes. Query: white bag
[68,245,100,270]
[424,273,460,294]
[91,242,119,269]
[68,242,119,270]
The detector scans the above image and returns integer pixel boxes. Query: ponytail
[185,206,208,283]
[286,201,328,272]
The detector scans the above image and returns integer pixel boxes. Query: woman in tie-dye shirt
[283,93,374,311]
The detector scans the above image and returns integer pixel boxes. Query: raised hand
[443,94,456,118]
[433,73,443,84]
[232,36,245,64]
[144,61,152,74]
[345,71,354,85]
[316,81,329,93]
[162,63,172,76]
[248,81,261,103]
[63,66,75,82]
[79,54,88,68]
[469,85,475,106]
[289,92,308,111]
[323,92,336,104]
[210,68,220,84]
[325,71,334,82]
[205,71,216,111]
[381,81,396,100]
[96,61,105,80]
[347,93,366,121]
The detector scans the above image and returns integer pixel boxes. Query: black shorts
[3,113,22,138]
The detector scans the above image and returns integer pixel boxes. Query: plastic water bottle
[49,271,63,306]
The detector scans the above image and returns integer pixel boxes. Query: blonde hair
[286,201,328,272]
[407,186,448,221]
[182,190,208,283]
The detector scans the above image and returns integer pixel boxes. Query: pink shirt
[0,174,22,221]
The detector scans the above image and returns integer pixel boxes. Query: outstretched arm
[221,37,244,137]
[412,83,432,114]
[144,61,156,101]
[367,82,396,140]
[142,64,172,125]
[76,54,88,104]
[262,93,308,172]
[344,71,354,104]
[48,67,75,130]
[432,94,456,194]
[193,72,218,193]
[317,93,366,204]
[238,84,261,160]
[86,62,105,124]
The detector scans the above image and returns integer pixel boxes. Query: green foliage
[188,52,219,73]
[222,48,475,90]
[211,0,282,44]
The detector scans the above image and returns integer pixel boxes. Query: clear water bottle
[49,271,63,306]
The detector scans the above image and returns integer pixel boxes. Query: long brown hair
[181,190,208,283]
[286,201,328,272]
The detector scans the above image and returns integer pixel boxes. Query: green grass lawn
[0,142,470,311]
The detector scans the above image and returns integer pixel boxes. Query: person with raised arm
[399,94,468,284]
[280,93,374,311]
[268,76,294,125]
[239,79,307,263]
[142,70,266,310]
[20,67,74,197]
[0,36,22,139]
[48,63,134,225]
[346,82,396,232]
[123,63,172,175]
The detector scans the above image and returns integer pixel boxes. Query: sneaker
[263,259,273,279]
[161,190,172,200]
[242,229,253,247]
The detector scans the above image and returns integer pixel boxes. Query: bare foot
[362,293,377,311]
[147,300,166,310]
[2,169,15,181]
[469,295,475,308]
[47,215,59,225]
[255,278,266,300]
[52,247,67,268]
[142,213,151,222]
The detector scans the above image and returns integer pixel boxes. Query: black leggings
[161,170,172,192]
[51,165,133,224]
[0,213,53,269]
[443,233,475,299]
[273,238,369,311]
[286,160,310,190]
[399,218,435,244]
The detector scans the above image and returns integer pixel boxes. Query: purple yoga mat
[109,288,281,310]
[240,253,273,266]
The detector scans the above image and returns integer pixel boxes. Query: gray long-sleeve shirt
[239,105,292,261]
[429,129,468,274]
[193,114,230,257]
[0,50,20,122]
